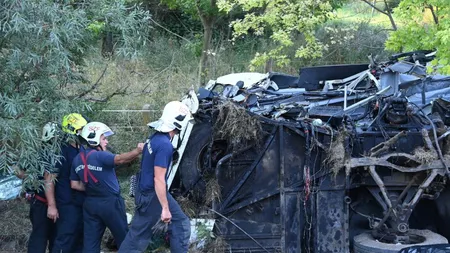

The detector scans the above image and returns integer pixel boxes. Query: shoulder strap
[80,150,98,183]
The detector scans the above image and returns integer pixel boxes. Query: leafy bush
[0,0,150,181]
[314,21,390,65]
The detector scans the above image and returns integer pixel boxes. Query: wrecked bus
[168,51,450,252]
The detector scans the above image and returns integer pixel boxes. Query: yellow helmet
[62,113,88,135]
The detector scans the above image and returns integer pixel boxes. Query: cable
[208,208,271,253]
[349,202,382,223]
[375,102,390,140]
[409,102,450,176]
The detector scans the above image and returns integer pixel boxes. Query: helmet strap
[168,130,177,141]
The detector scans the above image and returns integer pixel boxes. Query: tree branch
[86,85,130,103]
[195,0,205,21]
[76,64,108,99]
[141,52,175,93]
[382,0,397,30]
[427,5,439,25]
[85,87,153,103]
[172,13,194,34]
[360,0,388,15]
[149,17,191,43]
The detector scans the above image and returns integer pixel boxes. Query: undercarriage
[169,51,450,252]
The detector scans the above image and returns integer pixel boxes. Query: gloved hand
[129,174,137,198]
[151,219,168,236]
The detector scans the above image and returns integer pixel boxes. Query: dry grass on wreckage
[214,101,264,150]
[177,177,226,252]
[177,195,198,219]
[413,146,438,165]
[205,177,221,206]
[324,129,350,177]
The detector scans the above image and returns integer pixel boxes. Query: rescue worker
[119,101,191,253]
[18,122,59,253]
[70,122,144,253]
[51,113,88,253]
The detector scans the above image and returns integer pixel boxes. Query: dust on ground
[0,198,29,253]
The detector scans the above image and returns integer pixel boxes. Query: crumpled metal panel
[213,126,307,252]
[0,175,22,200]
[212,72,269,89]
[388,62,427,77]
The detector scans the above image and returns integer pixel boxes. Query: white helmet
[80,122,114,146]
[42,122,58,142]
[148,101,191,133]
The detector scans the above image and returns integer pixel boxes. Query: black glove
[129,174,137,198]
[151,219,168,236]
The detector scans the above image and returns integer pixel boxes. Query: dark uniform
[26,172,56,252]
[70,147,127,253]
[119,132,190,253]
[52,143,84,253]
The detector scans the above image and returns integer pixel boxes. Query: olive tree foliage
[385,0,450,73]
[86,0,151,57]
[0,0,150,185]
[218,0,337,70]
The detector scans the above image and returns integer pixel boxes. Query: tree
[385,0,450,73]
[360,0,398,30]
[218,0,338,70]
[85,0,151,57]
[0,0,150,184]
[162,0,222,85]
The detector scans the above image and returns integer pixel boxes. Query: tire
[178,122,212,193]
[178,121,229,204]
[353,230,448,253]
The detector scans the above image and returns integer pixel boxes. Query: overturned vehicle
[169,51,450,252]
